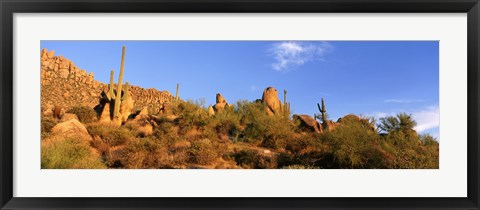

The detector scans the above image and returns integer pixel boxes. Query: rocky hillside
[41,48,174,115]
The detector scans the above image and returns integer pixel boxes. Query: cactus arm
[175,83,180,102]
[321,98,326,113]
[109,69,115,99]
[113,46,126,122]
[283,89,287,115]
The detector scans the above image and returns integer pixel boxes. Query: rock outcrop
[50,119,92,141]
[60,113,79,122]
[125,107,154,136]
[208,93,234,115]
[293,114,323,133]
[261,87,283,115]
[41,48,174,118]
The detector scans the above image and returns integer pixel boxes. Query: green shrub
[41,137,106,169]
[66,106,98,123]
[119,137,175,169]
[210,107,242,141]
[236,100,296,148]
[276,135,326,168]
[172,101,212,134]
[190,138,222,165]
[152,118,180,145]
[321,115,381,168]
[41,117,59,139]
[232,149,277,169]
[87,124,135,146]
[282,165,320,169]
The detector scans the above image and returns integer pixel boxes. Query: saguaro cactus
[283,89,290,117]
[113,46,126,124]
[317,98,328,129]
[175,83,180,102]
[109,69,115,99]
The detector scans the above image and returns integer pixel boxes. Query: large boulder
[208,106,215,116]
[293,114,323,133]
[325,120,339,132]
[211,93,233,115]
[213,93,227,113]
[61,113,79,122]
[98,103,112,123]
[42,104,54,117]
[96,88,134,125]
[50,119,92,141]
[120,92,134,122]
[125,107,153,136]
[261,87,282,115]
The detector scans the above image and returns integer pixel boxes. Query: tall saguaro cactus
[317,98,328,129]
[113,46,126,124]
[283,89,290,117]
[175,83,180,102]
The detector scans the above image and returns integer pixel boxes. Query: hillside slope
[40,48,174,114]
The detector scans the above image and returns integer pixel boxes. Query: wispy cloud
[384,99,425,103]
[366,105,439,133]
[268,41,333,72]
[413,106,439,132]
[250,85,257,91]
[371,112,389,119]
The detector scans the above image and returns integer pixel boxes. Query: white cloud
[365,105,439,133]
[250,85,257,91]
[268,41,332,71]
[413,106,439,132]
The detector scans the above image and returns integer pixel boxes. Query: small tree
[378,112,416,133]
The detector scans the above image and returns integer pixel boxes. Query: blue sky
[41,41,439,137]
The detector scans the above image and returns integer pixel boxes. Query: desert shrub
[120,137,172,168]
[41,137,106,169]
[189,138,223,165]
[420,134,438,146]
[281,165,320,169]
[172,100,212,134]
[276,135,326,168]
[285,134,322,155]
[41,117,59,139]
[321,115,382,168]
[379,133,439,169]
[419,135,439,168]
[66,106,97,123]
[53,105,64,119]
[87,124,135,146]
[236,100,296,148]
[209,107,242,141]
[232,149,277,169]
[153,118,180,145]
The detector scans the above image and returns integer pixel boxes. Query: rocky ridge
[41,48,174,115]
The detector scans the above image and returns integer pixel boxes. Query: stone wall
[41,48,174,115]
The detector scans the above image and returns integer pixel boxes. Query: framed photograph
[1,0,479,209]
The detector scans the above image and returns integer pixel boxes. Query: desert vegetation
[40,47,439,169]
[41,99,438,169]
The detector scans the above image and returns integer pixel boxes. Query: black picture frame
[1,0,479,209]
